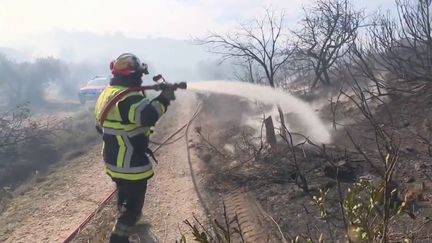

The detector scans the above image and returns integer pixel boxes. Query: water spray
[187,80,331,144]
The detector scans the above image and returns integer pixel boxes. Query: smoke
[0,53,110,108]
[47,61,108,99]
[0,55,66,106]
[196,59,231,80]
[188,81,331,144]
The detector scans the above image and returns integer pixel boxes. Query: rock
[405,185,425,202]
[323,181,336,189]
[194,126,202,134]
[406,177,415,183]
[223,144,235,154]
[414,163,427,171]
[336,160,348,167]
[229,160,241,169]
[405,147,417,154]
[359,174,381,187]
[188,142,195,148]
[289,187,304,199]
[323,161,356,182]
[202,153,212,162]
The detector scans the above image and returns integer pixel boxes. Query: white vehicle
[78,76,110,104]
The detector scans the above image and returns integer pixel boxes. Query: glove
[95,125,103,134]
[154,84,176,108]
[159,84,176,101]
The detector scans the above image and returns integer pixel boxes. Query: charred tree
[293,0,362,88]
[196,8,293,88]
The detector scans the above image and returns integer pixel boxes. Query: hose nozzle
[174,82,187,90]
[151,74,187,90]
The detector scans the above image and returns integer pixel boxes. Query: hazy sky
[1,0,394,47]
[0,0,395,80]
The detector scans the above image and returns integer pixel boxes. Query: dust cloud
[188,81,331,144]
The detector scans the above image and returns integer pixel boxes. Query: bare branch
[195,8,293,87]
[292,0,362,88]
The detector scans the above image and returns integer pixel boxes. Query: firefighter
[95,53,175,243]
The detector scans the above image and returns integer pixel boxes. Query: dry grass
[70,198,117,243]
[0,107,99,194]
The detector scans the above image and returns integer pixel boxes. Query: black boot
[109,234,130,243]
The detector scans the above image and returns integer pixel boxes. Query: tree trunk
[322,68,331,85]
[264,116,277,147]
[268,76,275,87]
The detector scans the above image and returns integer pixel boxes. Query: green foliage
[292,151,407,242]
[311,188,330,220]
[344,180,384,241]
[178,212,245,243]
[344,179,406,242]
[304,177,408,243]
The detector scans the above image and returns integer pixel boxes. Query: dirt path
[135,91,207,242]
[0,91,206,242]
[0,145,113,242]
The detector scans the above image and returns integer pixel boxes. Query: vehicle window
[87,78,109,86]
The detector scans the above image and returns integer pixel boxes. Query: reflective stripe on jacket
[95,85,166,180]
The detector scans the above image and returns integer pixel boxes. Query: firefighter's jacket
[95,85,166,180]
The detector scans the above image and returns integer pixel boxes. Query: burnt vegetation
[196,8,293,88]
[192,0,432,242]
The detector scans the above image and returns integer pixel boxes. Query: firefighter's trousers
[109,178,148,243]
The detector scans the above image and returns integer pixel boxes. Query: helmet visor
[111,53,149,75]
[138,62,149,75]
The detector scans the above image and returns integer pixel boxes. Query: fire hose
[62,101,203,243]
